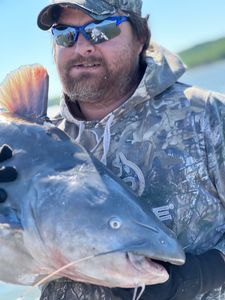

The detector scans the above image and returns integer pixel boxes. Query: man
[1,0,225,299]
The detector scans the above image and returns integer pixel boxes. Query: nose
[73,32,95,56]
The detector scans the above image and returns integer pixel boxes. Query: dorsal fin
[0,64,49,121]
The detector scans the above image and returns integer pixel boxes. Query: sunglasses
[51,16,128,48]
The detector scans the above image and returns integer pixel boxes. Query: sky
[0,1,224,98]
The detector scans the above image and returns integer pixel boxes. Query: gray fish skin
[0,116,184,288]
[0,65,185,288]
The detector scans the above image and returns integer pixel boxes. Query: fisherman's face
[54,8,143,103]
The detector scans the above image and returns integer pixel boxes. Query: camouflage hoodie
[55,42,225,299]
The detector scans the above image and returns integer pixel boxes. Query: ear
[137,40,145,56]
[132,37,146,61]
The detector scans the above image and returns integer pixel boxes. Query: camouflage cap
[37,0,143,30]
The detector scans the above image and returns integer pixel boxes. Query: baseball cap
[37,0,143,30]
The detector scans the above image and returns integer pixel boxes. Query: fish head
[22,150,185,287]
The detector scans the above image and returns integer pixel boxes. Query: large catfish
[0,65,185,289]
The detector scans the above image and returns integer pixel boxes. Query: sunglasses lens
[85,19,121,44]
[52,26,77,47]
[51,17,127,47]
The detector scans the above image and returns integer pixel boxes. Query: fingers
[0,145,17,203]
[0,188,7,203]
[0,166,18,182]
[0,144,13,162]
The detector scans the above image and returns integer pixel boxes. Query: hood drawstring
[75,121,85,144]
[101,114,114,165]
[75,115,114,166]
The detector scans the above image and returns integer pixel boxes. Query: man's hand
[0,145,17,202]
[112,249,225,300]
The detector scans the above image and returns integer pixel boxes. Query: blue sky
[0,1,224,98]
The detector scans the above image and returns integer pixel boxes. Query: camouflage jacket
[53,42,225,299]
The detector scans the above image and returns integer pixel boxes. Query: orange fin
[0,64,49,120]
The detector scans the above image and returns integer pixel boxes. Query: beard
[58,53,139,104]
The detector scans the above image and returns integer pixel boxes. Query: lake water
[181,59,225,94]
[1,59,225,300]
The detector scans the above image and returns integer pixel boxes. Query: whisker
[132,284,146,300]
[136,284,146,300]
[17,249,119,300]
[132,287,138,300]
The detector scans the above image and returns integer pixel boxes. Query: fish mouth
[126,252,166,274]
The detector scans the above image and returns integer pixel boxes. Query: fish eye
[109,217,122,230]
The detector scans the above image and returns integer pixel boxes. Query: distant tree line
[179,37,225,68]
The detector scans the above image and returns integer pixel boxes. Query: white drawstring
[75,121,85,143]
[75,115,114,166]
[90,130,102,153]
[100,114,114,165]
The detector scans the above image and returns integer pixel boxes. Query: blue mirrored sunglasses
[51,16,128,48]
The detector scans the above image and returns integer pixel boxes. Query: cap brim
[37,1,116,30]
